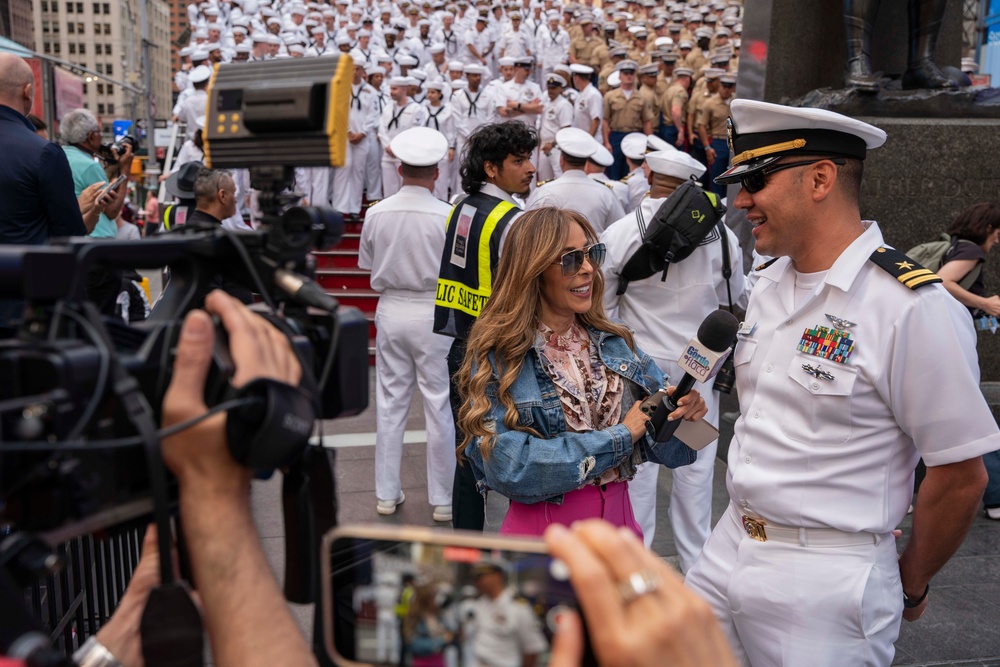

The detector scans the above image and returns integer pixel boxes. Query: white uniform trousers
[685,504,902,667]
[628,355,719,570]
[331,135,368,214]
[380,156,403,199]
[374,614,400,664]
[535,146,562,184]
[374,292,456,506]
[433,154,454,202]
[366,137,384,201]
[298,167,332,208]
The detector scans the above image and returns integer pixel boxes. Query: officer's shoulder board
[754,257,779,272]
[620,173,632,183]
[365,199,382,208]
[536,178,551,188]
[869,246,942,290]
[599,180,616,190]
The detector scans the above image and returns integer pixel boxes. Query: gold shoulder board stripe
[754,257,779,272]
[868,247,942,290]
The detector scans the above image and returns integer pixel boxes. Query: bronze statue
[844,0,958,91]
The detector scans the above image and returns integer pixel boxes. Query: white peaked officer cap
[646,149,706,180]
[188,65,213,84]
[591,143,614,167]
[716,99,888,185]
[607,70,621,87]
[646,134,675,152]
[569,63,593,75]
[555,127,600,159]
[391,127,449,166]
[621,132,649,160]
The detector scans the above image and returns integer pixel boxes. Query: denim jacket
[463,322,696,505]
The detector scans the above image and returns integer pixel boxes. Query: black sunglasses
[740,158,846,194]
[554,243,606,276]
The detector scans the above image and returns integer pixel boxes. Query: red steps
[315,224,378,362]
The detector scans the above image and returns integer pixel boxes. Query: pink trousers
[499,481,644,539]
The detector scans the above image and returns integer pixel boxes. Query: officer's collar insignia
[825,313,856,329]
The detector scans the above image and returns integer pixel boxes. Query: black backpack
[615,178,727,296]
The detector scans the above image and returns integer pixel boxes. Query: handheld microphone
[649,310,740,443]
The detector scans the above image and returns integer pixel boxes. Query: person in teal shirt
[60,108,131,239]
[59,108,133,313]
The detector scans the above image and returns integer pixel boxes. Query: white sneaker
[432,505,453,522]
[986,506,1000,521]
[376,492,405,515]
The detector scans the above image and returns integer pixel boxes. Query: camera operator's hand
[159,291,316,667]
[545,521,737,667]
[94,527,168,667]
[162,290,301,493]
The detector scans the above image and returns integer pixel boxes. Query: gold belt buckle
[742,515,768,542]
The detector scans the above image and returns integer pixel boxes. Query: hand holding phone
[544,521,738,667]
[97,174,127,206]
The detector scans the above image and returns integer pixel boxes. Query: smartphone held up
[322,526,597,667]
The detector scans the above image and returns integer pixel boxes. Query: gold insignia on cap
[731,138,807,166]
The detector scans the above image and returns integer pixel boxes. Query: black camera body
[0,211,368,539]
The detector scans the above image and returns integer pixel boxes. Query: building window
[67,2,73,12]
[105,44,111,55]
[77,22,84,32]
[79,43,85,54]
[69,42,76,54]
[95,43,101,54]
[51,1,58,11]
[107,84,113,94]
[103,23,110,34]
[97,83,103,94]
[43,20,50,32]
[97,103,105,114]
[42,1,49,11]
[82,83,87,94]
[67,21,74,32]
[92,2,99,12]
[102,2,109,12]
[76,3,83,12]
[53,42,61,53]
[107,103,114,114]
[43,42,51,53]
[95,62,102,73]
[52,21,59,31]
[105,64,112,75]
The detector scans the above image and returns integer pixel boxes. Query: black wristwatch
[902,584,929,608]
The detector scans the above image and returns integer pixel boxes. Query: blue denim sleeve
[632,345,696,469]
[464,403,635,505]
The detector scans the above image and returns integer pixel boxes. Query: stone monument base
[858,116,1000,381]
[789,85,1000,119]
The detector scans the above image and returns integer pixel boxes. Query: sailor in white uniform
[377,76,429,198]
[525,127,625,234]
[358,127,456,522]
[601,149,744,561]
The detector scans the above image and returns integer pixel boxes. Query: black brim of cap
[714,155,781,185]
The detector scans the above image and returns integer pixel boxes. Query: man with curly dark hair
[434,120,537,530]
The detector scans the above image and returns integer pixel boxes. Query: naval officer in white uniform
[685,99,998,667]
[601,149,744,562]
[358,127,456,522]
[525,127,625,234]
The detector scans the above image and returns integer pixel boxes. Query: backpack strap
[869,246,942,290]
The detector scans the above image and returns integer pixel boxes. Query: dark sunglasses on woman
[554,243,606,276]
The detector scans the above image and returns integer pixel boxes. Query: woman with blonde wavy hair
[456,207,707,537]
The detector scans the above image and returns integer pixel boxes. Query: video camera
[0,55,365,664]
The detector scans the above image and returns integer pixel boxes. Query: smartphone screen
[323,527,595,667]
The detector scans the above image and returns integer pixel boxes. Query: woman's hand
[621,400,650,443]
[665,387,708,422]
